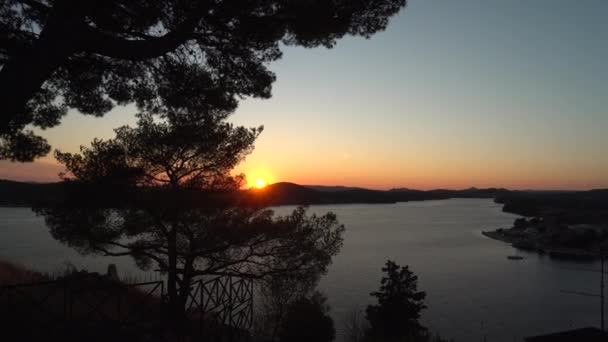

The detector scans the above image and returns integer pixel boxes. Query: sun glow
[255,178,267,189]
[246,169,273,189]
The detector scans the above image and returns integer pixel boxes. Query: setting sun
[245,169,274,189]
[254,178,267,189]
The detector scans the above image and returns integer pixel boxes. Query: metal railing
[0,275,253,342]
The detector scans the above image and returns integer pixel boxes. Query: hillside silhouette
[495,190,608,224]
[1,179,508,208]
[0,179,64,206]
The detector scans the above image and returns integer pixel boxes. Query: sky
[1,0,607,190]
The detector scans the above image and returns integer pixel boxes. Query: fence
[188,276,254,341]
[0,274,253,342]
[0,276,164,341]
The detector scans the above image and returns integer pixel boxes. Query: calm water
[0,199,602,341]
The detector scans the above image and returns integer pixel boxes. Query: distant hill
[244,182,323,206]
[222,182,509,207]
[305,185,371,192]
[495,189,608,223]
[0,179,64,207]
[4,178,606,225]
[0,179,510,208]
[388,187,416,192]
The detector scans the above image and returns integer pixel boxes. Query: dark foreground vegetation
[0,261,168,342]
[1,259,451,342]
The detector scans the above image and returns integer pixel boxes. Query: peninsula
[484,190,608,260]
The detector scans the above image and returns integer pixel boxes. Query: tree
[365,260,427,341]
[343,307,369,342]
[278,291,335,342]
[36,114,345,323]
[256,258,323,341]
[0,0,407,161]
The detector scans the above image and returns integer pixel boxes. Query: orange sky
[1,95,606,190]
[1,122,606,191]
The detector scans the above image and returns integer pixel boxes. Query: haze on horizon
[1,0,607,191]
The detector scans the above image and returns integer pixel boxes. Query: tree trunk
[167,229,183,330]
[178,258,195,316]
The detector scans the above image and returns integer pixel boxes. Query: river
[0,199,602,341]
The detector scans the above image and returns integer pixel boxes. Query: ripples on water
[0,199,602,341]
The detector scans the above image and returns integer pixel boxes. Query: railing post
[157,281,170,341]
[200,279,204,340]
[249,278,254,330]
[64,279,69,324]
[601,253,605,332]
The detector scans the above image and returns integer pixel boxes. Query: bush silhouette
[279,292,335,342]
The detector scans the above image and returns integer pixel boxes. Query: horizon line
[2,178,606,193]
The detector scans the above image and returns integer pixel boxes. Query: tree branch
[80,4,208,61]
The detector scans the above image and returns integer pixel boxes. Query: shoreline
[482,230,598,261]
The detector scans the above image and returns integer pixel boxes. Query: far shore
[482,230,598,261]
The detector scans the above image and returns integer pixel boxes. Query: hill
[305,185,371,192]
[244,182,324,206]
[495,189,608,223]
[232,182,507,207]
[0,179,64,207]
[4,179,607,224]
[0,179,510,208]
